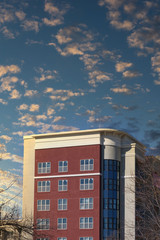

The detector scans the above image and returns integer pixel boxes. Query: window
[80,217,93,229]
[103,218,117,230]
[58,238,67,240]
[38,162,51,174]
[37,219,50,230]
[104,160,120,171]
[58,199,67,210]
[57,218,67,230]
[80,198,93,209]
[103,198,118,210]
[59,161,68,172]
[103,179,119,191]
[37,200,50,211]
[80,238,93,240]
[37,181,50,192]
[80,159,94,171]
[58,180,68,191]
[80,178,93,190]
[37,238,49,240]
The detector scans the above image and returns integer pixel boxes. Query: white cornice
[34,172,101,179]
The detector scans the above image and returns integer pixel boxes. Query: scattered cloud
[47,107,55,116]
[17,104,28,110]
[0,135,12,143]
[0,65,20,78]
[52,125,78,131]
[1,153,23,163]
[115,61,132,72]
[123,70,142,78]
[1,26,15,39]
[15,11,26,21]
[110,84,133,94]
[53,116,65,123]
[88,70,111,87]
[0,76,18,92]
[43,1,69,27]
[151,52,160,80]
[112,104,138,111]
[35,67,58,83]
[24,89,38,97]
[154,80,160,85]
[21,20,39,32]
[36,114,47,121]
[0,98,7,105]
[9,89,21,99]
[44,88,85,101]
[29,104,39,112]
[88,115,112,123]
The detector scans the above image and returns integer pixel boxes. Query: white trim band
[34,172,101,179]
[121,175,135,178]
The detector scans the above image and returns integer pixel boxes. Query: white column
[123,143,136,240]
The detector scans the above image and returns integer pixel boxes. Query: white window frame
[79,238,93,240]
[37,238,49,240]
[37,200,50,211]
[58,161,68,172]
[79,217,93,229]
[58,180,68,191]
[80,178,93,190]
[80,159,94,171]
[37,219,50,230]
[58,199,67,210]
[80,198,93,210]
[57,238,67,240]
[38,162,51,174]
[57,218,67,230]
[37,181,50,192]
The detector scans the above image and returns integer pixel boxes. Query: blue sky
[0,0,160,206]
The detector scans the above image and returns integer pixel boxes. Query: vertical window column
[103,160,120,240]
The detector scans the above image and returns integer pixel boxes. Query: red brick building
[23,129,145,240]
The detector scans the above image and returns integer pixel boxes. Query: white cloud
[36,115,47,120]
[154,80,160,85]
[52,125,78,131]
[0,65,20,78]
[43,1,69,27]
[9,89,21,99]
[115,61,132,72]
[110,20,133,30]
[55,103,65,110]
[22,20,39,32]
[24,90,38,97]
[0,135,12,143]
[44,88,85,101]
[47,107,55,116]
[0,76,18,92]
[53,116,64,123]
[43,18,62,26]
[1,26,15,39]
[35,67,58,83]
[123,70,142,78]
[88,115,112,123]
[0,98,7,105]
[29,104,39,112]
[110,84,132,94]
[17,104,28,110]
[15,11,26,20]
[88,70,111,87]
